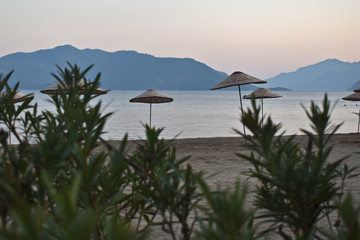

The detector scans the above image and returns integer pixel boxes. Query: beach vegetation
[0,64,203,240]
[194,180,256,240]
[0,64,359,240]
[236,96,360,239]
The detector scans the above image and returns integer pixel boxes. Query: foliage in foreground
[237,97,360,240]
[0,65,202,240]
[0,65,359,240]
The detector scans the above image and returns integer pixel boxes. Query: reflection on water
[14,90,360,140]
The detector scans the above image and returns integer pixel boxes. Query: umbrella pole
[150,102,152,128]
[238,85,247,144]
[261,98,264,127]
[358,108,360,133]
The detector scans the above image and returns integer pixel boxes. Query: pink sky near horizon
[0,0,359,79]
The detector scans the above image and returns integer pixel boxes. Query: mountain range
[0,45,228,90]
[0,45,359,91]
[265,59,360,91]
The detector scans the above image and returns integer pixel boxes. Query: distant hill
[265,59,360,91]
[347,81,360,91]
[0,45,230,90]
[268,87,291,92]
[1,46,358,92]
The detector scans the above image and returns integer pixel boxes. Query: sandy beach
[119,132,360,201]
[121,132,360,238]
[107,133,360,239]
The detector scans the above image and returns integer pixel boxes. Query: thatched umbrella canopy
[211,71,267,90]
[1,91,33,103]
[342,92,360,101]
[244,88,282,125]
[211,71,267,142]
[40,79,107,95]
[353,88,360,93]
[243,88,281,99]
[0,91,33,144]
[129,89,173,127]
[342,92,360,132]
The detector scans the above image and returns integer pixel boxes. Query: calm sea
[18,90,360,140]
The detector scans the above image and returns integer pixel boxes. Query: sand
[106,133,360,239]
[170,133,360,237]
[113,133,360,200]
[170,134,360,196]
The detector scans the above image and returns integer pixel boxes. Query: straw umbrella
[342,91,360,132]
[129,89,173,127]
[0,91,33,144]
[243,88,282,125]
[1,91,33,103]
[211,71,267,141]
[40,79,107,95]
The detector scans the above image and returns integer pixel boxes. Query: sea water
[14,90,360,140]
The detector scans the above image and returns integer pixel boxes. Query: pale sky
[0,0,359,79]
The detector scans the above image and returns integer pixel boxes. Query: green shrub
[0,64,204,240]
[236,96,360,239]
[334,194,360,240]
[194,180,255,240]
[1,64,359,240]
[0,64,144,239]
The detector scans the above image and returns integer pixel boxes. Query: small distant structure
[342,89,360,132]
[40,79,108,95]
[211,71,267,143]
[129,89,173,128]
[0,91,33,103]
[243,88,282,125]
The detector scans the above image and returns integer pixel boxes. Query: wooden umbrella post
[358,108,360,133]
[242,88,282,131]
[129,89,173,129]
[261,98,264,127]
[342,91,360,133]
[238,85,247,144]
[211,72,267,145]
[150,101,152,128]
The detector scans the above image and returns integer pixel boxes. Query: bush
[0,64,359,240]
[236,97,360,240]
[0,64,202,239]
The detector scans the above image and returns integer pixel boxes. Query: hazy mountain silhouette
[265,59,360,91]
[1,45,358,91]
[347,81,360,91]
[0,45,231,90]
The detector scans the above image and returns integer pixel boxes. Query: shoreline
[110,132,360,198]
[108,131,360,142]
